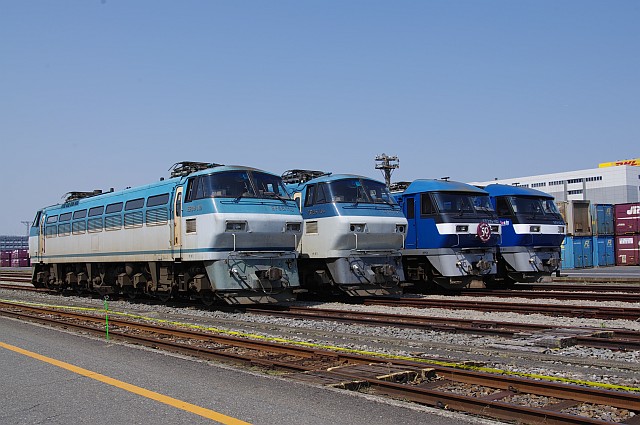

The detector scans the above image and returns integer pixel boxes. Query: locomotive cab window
[304,185,316,207]
[496,198,513,217]
[420,194,437,216]
[32,211,42,228]
[315,183,329,204]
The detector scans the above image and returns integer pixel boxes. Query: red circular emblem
[477,222,491,243]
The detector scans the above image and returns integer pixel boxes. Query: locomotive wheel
[122,286,137,300]
[155,290,172,303]
[201,290,216,307]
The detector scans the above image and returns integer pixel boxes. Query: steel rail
[248,306,640,351]
[1,300,638,424]
[364,298,640,320]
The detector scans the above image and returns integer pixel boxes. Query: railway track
[249,306,640,352]
[1,300,638,424]
[364,298,640,321]
[457,289,640,303]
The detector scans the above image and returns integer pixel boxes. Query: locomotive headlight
[558,226,565,233]
[285,222,301,232]
[350,223,366,232]
[226,221,247,232]
[395,224,405,233]
[455,225,468,232]
[530,226,541,233]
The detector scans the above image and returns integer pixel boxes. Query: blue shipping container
[561,236,574,269]
[593,235,615,267]
[591,204,614,235]
[573,236,593,268]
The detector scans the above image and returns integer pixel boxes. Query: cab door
[173,187,183,258]
[404,197,417,249]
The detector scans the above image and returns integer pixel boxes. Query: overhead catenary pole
[375,154,399,188]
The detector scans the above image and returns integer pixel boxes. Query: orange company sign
[599,158,640,168]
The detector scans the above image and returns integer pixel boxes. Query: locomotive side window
[46,215,58,224]
[73,209,87,219]
[406,198,415,219]
[125,198,144,211]
[147,193,170,207]
[106,202,123,213]
[59,212,72,222]
[89,206,104,217]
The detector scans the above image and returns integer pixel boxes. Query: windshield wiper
[263,191,287,204]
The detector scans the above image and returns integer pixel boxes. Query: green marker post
[103,295,110,341]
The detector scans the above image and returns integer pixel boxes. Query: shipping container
[9,258,30,268]
[590,204,614,235]
[0,250,11,260]
[615,203,640,235]
[0,258,11,267]
[556,200,592,236]
[12,249,29,259]
[560,236,574,269]
[572,236,593,268]
[593,235,615,267]
[615,234,640,266]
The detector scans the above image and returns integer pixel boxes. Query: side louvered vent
[305,221,318,234]
[186,218,197,234]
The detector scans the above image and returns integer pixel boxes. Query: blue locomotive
[29,162,303,305]
[282,170,407,296]
[481,184,565,286]
[391,179,501,290]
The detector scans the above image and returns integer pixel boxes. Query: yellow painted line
[0,341,251,425]
[3,298,640,393]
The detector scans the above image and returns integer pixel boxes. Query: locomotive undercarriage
[298,254,404,297]
[486,247,561,288]
[403,249,496,290]
[32,257,298,305]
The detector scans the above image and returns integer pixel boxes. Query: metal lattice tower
[375,154,399,188]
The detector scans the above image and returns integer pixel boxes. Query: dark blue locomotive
[482,184,565,286]
[392,179,501,290]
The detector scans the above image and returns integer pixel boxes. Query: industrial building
[470,161,640,205]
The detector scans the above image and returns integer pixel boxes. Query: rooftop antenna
[375,154,399,189]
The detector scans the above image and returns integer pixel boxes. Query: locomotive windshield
[497,196,563,223]
[187,171,291,200]
[327,178,397,205]
[431,192,497,219]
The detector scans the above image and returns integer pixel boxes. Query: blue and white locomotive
[282,170,407,296]
[391,179,501,290]
[482,184,565,286]
[29,162,303,305]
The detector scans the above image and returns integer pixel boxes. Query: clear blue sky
[1,1,638,235]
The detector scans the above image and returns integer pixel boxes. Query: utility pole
[375,154,399,188]
[21,221,30,237]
